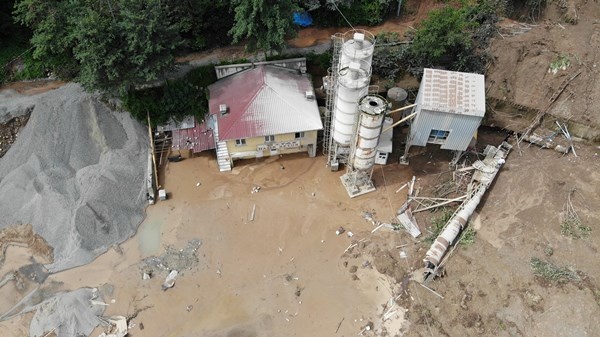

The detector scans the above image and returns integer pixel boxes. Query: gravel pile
[29,288,106,337]
[0,83,148,272]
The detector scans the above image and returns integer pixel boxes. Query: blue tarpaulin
[293,12,313,27]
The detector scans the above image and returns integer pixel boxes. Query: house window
[235,139,246,146]
[264,135,275,142]
[294,132,305,139]
[428,130,450,144]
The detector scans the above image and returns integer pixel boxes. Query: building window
[294,132,305,139]
[428,129,450,144]
[264,135,275,142]
[235,139,246,146]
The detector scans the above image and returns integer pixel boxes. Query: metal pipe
[388,103,417,115]
[381,111,417,133]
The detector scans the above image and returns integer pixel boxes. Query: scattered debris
[98,315,128,337]
[336,227,345,235]
[412,195,467,214]
[186,305,193,312]
[196,182,201,187]
[417,282,445,299]
[395,183,408,194]
[521,132,569,154]
[396,202,421,238]
[347,231,354,238]
[555,121,577,157]
[251,186,261,194]
[162,270,178,290]
[158,189,167,201]
[358,321,374,335]
[423,142,512,277]
[140,239,201,275]
[519,70,582,144]
[250,204,257,222]
[167,155,183,162]
[335,317,345,333]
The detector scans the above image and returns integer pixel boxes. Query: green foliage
[372,32,407,80]
[14,0,184,93]
[306,51,332,71]
[340,0,391,26]
[173,0,233,51]
[122,65,216,126]
[12,50,45,80]
[460,227,476,246]
[0,37,27,84]
[560,213,591,239]
[229,0,299,53]
[424,208,454,244]
[410,6,474,67]
[530,257,580,284]
[305,0,394,26]
[402,1,498,77]
[549,54,570,74]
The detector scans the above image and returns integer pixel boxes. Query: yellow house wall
[225,130,318,160]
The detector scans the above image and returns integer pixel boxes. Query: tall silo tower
[340,94,390,197]
[324,30,375,171]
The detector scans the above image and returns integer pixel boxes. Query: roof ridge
[262,67,302,115]
[219,66,267,140]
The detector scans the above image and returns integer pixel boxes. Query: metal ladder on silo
[323,33,343,167]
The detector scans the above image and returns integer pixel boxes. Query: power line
[330,1,355,30]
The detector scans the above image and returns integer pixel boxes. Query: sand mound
[0,83,148,272]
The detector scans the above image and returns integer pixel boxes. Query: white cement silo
[339,30,375,68]
[332,60,372,146]
[352,95,388,171]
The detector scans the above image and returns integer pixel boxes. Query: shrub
[530,257,580,284]
[122,65,216,126]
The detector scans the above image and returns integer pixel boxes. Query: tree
[172,0,233,51]
[300,0,394,26]
[14,0,184,93]
[229,0,299,53]
[409,6,475,67]
[72,0,183,93]
[371,32,407,80]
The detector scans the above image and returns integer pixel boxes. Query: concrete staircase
[216,141,231,172]
[213,120,231,172]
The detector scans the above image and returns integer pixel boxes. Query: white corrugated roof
[420,68,485,117]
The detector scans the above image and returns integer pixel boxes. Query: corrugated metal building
[209,59,322,171]
[169,58,322,171]
[407,68,485,153]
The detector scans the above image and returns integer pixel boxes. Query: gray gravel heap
[0,83,148,272]
[29,288,106,337]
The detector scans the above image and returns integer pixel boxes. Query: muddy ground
[1,126,598,337]
[1,1,600,336]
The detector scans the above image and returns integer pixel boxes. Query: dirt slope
[486,1,600,141]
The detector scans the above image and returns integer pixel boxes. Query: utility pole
[397,0,403,17]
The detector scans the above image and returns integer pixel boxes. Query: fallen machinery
[423,142,513,279]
